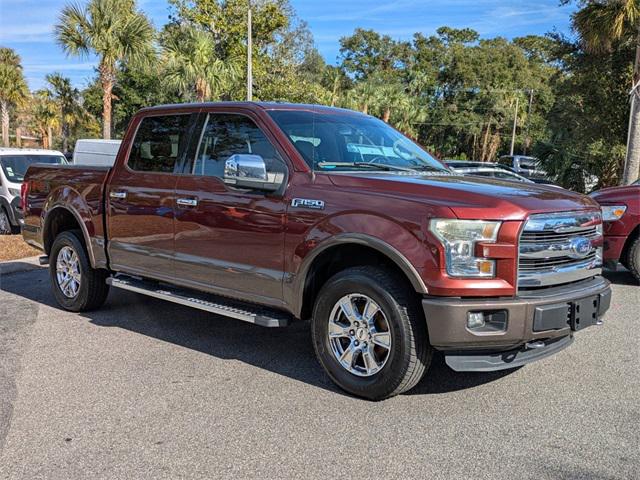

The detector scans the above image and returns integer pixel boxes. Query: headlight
[601,205,627,221]
[429,219,501,277]
[8,188,20,197]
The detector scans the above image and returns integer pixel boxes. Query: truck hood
[590,184,640,204]
[328,172,599,220]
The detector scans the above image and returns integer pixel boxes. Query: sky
[0,0,577,91]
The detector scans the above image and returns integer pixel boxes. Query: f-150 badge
[291,198,325,210]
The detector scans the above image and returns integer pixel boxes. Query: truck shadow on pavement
[2,268,516,399]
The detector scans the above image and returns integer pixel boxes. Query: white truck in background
[72,139,121,167]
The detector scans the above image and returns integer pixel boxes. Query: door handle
[176,198,198,207]
[110,191,127,199]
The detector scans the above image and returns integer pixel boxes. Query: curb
[0,256,44,276]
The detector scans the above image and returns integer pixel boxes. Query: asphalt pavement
[0,264,638,479]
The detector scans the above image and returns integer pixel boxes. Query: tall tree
[31,90,60,149]
[55,0,154,139]
[0,47,28,147]
[45,73,85,152]
[161,24,239,102]
[339,28,411,81]
[573,0,640,183]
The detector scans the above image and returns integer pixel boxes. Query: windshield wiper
[318,161,418,172]
[411,165,450,173]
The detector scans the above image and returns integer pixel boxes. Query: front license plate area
[570,295,600,331]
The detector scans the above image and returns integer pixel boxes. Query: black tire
[311,266,432,400]
[623,236,640,283]
[0,208,11,235]
[49,230,110,312]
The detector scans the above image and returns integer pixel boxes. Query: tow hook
[525,340,546,349]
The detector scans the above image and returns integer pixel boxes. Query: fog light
[467,312,485,329]
[466,310,508,333]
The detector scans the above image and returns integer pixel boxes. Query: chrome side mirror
[224,154,283,191]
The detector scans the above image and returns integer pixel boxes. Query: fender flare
[0,195,17,225]
[43,205,97,268]
[293,233,428,316]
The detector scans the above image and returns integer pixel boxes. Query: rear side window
[128,115,191,173]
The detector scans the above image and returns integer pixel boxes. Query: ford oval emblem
[568,237,592,259]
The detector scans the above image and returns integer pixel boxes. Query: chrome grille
[518,211,603,288]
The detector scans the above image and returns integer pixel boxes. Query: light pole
[247,6,253,102]
[510,95,519,157]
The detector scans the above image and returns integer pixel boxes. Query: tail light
[20,181,29,213]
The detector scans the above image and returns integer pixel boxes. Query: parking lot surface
[0,265,638,480]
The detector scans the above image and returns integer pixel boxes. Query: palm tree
[45,73,85,152]
[0,48,29,147]
[55,0,154,139]
[32,90,60,149]
[573,0,640,184]
[162,25,239,102]
[376,83,411,123]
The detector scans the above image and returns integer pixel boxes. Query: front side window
[128,115,191,173]
[0,155,66,183]
[268,109,448,173]
[192,113,284,178]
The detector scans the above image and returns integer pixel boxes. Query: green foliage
[161,24,240,101]
[10,0,630,188]
[44,73,94,151]
[56,0,155,138]
[535,30,632,190]
[83,65,183,137]
[0,47,29,146]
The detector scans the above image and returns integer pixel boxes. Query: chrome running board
[107,275,291,327]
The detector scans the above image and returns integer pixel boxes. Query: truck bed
[22,164,111,269]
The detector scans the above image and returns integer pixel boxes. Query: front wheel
[311,266,432,400]
[50,230,110,312]
[624,236,640,283]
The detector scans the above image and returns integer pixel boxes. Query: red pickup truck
[21,102,611,400]
[590,182,640,281]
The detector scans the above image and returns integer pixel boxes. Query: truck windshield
[0,155,67,183]
[268,110,449,173]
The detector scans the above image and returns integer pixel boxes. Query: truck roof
[138,101,366,116]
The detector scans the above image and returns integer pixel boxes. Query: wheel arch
[620,223,640,265]
[43,205,96,267]
[293,234,428,319]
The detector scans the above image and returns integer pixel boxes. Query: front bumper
[422,276,611,371]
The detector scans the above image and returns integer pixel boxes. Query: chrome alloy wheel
[328,294,392,377]
[56,246,81,298]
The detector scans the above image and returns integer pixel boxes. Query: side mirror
[224,154,283,192]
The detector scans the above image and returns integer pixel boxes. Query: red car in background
[591,181,640,281]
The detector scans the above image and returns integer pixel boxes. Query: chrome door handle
[176,198,198,207]
[110,191,127,199]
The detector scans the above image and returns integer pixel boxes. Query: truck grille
[518,211,603,289]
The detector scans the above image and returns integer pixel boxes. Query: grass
[0,234,40,262]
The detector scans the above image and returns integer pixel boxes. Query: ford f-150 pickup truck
[21,102,611,400]
[590,181,640,282]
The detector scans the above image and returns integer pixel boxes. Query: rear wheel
[311,266,432,400]
[50,230,109,311]
[0,208,11,235]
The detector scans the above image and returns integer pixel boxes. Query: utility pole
[246,6,253,102]
[523,89,533,155]
[510,95,519,157]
